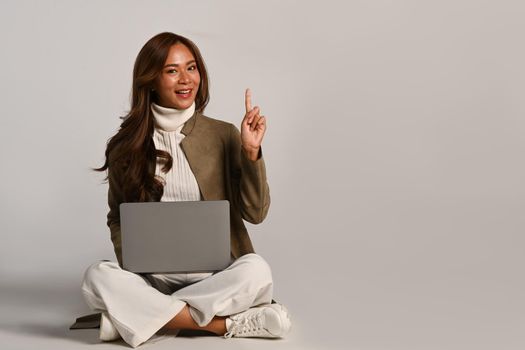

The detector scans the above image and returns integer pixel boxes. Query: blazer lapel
[180,112,218,201]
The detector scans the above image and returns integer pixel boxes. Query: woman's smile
[175,88,193,98]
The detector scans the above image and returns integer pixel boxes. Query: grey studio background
[0,1,523,349]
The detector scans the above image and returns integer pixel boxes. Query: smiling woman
[77,32,291,347]
[155,44,201,109]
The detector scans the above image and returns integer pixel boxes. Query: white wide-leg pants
[81,253,274,347]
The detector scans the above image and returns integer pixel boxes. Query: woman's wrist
[241,145,261,161]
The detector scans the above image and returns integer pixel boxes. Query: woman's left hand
[241,88,266,161]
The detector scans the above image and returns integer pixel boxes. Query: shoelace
[224,313,266,338]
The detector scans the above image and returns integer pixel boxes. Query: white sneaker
[99,312,121,342]
[224,304,291,339]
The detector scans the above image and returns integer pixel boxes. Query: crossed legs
[82,253,274,347]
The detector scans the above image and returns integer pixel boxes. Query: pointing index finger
[245,88,252,113]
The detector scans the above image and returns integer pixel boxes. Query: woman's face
[154,43,201,110]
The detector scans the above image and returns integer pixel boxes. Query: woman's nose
[178,71,190,84]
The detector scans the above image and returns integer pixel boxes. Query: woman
[81,32,291,347]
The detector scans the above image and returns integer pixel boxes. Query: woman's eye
[167,69,177,74]
[188,66,197,71]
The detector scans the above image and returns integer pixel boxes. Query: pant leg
[172,253,274,326]
[143,271,213,294]
[81,261,186,348]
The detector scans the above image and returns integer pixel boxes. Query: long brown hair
[95,32,209,202]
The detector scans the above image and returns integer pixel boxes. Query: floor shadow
[0,278,95,344]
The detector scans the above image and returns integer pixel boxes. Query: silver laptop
[120,200,231,274]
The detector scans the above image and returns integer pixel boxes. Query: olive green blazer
[106,110,270,267]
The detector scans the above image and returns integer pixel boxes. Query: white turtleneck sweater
[151,101,202,202]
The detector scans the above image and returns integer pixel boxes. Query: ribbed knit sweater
[151,101,201,202]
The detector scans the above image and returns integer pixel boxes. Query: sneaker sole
[267,304,292,337]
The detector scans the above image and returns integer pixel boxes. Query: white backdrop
[0,1,524,349]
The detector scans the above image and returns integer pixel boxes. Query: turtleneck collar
[151,101,196,132]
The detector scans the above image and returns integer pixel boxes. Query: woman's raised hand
[241,88,266,161]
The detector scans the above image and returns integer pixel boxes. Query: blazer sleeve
[106,165,123,267]
[229,123,271,224]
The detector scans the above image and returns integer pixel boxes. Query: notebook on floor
[120,200,231,274]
